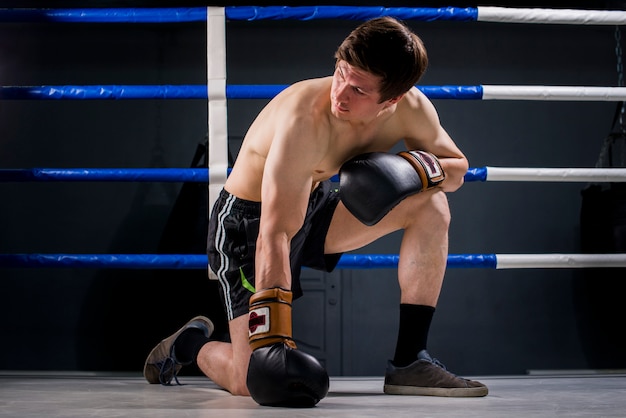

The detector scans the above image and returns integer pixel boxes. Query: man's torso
[224,76,425,201]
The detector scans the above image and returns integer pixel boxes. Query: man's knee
[404,190,450,230]
[429,190,451,227]
[227,315,253,397]
[227,355,251,396]
[230,379,250,397]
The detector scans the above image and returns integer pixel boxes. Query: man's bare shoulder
[258,77,333,135]
[285,76,333,93]
[396,86,440,125]
[271,77,332,109]
[398,86,431,110]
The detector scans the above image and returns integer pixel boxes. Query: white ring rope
[482,86,626,101]
[496,254,626,269]
[477,6,626,25]
[484,167,626,182]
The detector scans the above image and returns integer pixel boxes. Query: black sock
[392,304,435,367]
[174,328,211,364]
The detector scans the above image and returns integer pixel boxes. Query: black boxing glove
[339,150,445,226]
[246,287,329,407]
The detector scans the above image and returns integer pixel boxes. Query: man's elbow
[442,159,469,192]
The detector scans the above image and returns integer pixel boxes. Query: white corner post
[207,7,228,278]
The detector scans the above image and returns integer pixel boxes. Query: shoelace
[429,356,471,383]
[430,356,447,371]
[157,356,181,386]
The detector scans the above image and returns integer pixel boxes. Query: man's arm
[254,113,325,290]
[246,112,331,408]
[402,90,468,193]
[419,125,468,193]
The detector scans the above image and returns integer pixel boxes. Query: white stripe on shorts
[215,192,236,320]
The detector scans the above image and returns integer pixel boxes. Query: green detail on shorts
[240,267,256,293]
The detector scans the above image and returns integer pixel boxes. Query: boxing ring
[0,6,625,271]
[1,5,626,417]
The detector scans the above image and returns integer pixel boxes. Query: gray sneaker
[384,350,488,397]
[143,316,214,385]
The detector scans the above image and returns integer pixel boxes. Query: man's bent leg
[325,190,487,397]
[397,190,449,307]
[196,314,251,396]
[386,191,487,396]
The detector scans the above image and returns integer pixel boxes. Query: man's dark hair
[335,17,428,102]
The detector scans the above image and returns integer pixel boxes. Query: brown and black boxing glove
[246,287,329,407]
[339,150,445,226]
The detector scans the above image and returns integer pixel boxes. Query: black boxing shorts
[207,180,342,321]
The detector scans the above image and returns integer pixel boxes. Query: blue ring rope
[0,7,479,23]
[225,6,478,22]
[0,168,484,183]
[0,168,210,182]
[0,253,496,269]
[464,167,488,182]
[0,85,484,101]
[0,8,208,23]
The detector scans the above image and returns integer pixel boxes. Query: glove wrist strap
[398,150,445,190]
[248,287,297,350]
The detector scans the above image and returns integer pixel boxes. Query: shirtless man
[144,17,488,406]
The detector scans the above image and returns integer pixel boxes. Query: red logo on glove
[415,151,442,178]
[249,311,267,334]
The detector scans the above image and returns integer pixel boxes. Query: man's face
[330,60,392,122]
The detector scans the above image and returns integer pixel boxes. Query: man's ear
[389,94,404,104]
[384,94,405,107]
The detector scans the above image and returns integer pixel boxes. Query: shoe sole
[143,315,214,384]
[384,384,488,397]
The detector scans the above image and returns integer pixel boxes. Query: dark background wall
[0,1,624,376]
